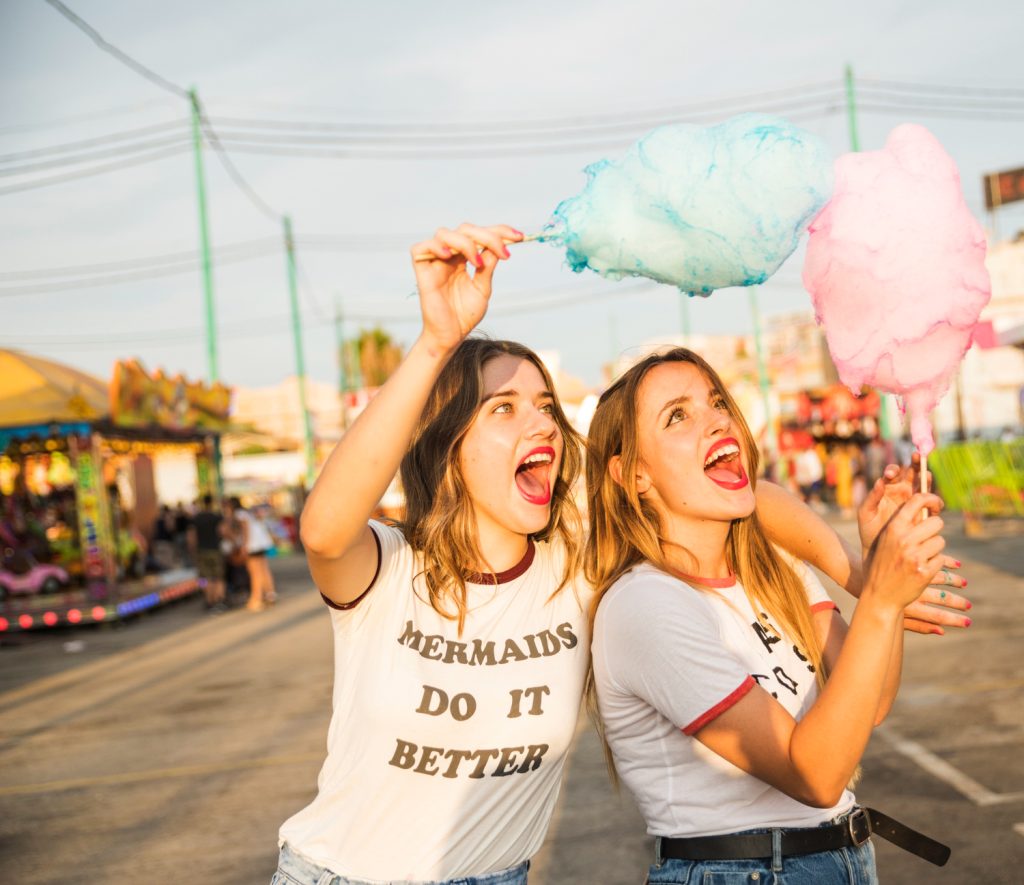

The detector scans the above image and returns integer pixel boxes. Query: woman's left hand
[904,553,972,635]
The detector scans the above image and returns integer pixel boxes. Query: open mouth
[703,438,749,490]
[515,446,556,506]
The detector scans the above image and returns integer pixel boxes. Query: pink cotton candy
[803,124,991,455]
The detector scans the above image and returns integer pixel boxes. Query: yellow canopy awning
[0,349,109,428]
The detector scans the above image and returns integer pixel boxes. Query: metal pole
[843,64,860,153]
[748,287,777,464]
[283,216,316,485]
[845,64,894,440]
[189,88,217,381]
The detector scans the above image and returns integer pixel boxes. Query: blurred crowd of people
[778,436,901,518]
[152,497,295,613]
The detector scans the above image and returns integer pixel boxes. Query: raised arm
[697,493,945,807]
[300,223,522,604]
[755,480,859,592]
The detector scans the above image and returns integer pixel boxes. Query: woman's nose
[526,408,558,438]
[705,408,730,437]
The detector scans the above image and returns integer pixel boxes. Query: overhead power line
[0,243,280,296]
[858,78,1024,98]
[0,118,190,163]
[43,0,190,99]
[0,237,278,281]
[3,279,671,354]
[194,96,281,223]
[43,1,283,225]
[0,140,189,196]
[0,132,193,178]
[0,234,414,283]
[0,99,177,136]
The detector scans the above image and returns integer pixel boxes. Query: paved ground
[0,514,1021,883]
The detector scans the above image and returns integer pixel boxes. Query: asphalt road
[1,516,1021,883]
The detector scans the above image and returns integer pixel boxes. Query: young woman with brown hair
[273,226,966,885]
[586,347,961,884]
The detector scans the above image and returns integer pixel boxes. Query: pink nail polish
[511,228,524,237]
[502,247,511,258]
[962,579,967,587]
[964,618,972,627]
[954,560,962,568]
[965,600,972,609]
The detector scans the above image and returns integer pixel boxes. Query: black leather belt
[657,807,950,867]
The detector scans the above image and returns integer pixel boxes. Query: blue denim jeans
[647,811,879,885]
[271,842,530,885]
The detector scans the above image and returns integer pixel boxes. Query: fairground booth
[0,351,230,634]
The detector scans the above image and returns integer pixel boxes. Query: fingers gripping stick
[413,231,546,262]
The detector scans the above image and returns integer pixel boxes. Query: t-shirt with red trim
[591,551,851,839]
[279,520,591,880]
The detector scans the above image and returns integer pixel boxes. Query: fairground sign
[984,167,1024,210]
[110,359,232,432]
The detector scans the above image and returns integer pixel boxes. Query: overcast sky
[2,0,1023,394]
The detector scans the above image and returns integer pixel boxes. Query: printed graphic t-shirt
[592,556,854,839]
[278,521,590,880]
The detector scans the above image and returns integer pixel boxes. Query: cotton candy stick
[412,231,549,262]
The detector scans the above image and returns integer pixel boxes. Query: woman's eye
[493,402,513,414]
[667,408,686,426]
[713,398,729,412]
[539,402,554,415]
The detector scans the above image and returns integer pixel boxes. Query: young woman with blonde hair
[273,226,965,884]
[587,347,960,884]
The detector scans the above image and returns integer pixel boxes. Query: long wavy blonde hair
[584,348,826,753]
[400,337,583,632]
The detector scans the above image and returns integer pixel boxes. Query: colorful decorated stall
[0,351,230,633]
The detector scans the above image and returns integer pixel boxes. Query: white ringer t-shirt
[592,555,854,839]
[278,521,591,881]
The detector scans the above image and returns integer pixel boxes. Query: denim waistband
[275,842,530,885]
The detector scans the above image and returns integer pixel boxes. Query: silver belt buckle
[847,808,871,847]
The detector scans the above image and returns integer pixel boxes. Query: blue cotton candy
[544,114,833,296]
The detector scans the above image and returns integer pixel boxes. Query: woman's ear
[608,455,625,487]
[609,456,651,495]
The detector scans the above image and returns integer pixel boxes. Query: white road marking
[877,728,1024,807]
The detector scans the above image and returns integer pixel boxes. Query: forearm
[788,596,903,804]
[875,623,904,722]
[756,481,861,593]
[301,334,451,556]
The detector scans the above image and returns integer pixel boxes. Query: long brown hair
[400,337,583,632]
[584,348,825,747]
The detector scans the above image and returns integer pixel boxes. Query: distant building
[231,376,343,446]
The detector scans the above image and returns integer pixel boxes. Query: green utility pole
[189,88,218,381]
[843,64,860,153]
[748,287,777,462]
[679,292,691,346]
[334,296,348,431]
[845,64,893,440]
[283,216,316,485]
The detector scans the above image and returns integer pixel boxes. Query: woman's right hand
[863,492,946,611]
[410,223,523,354]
